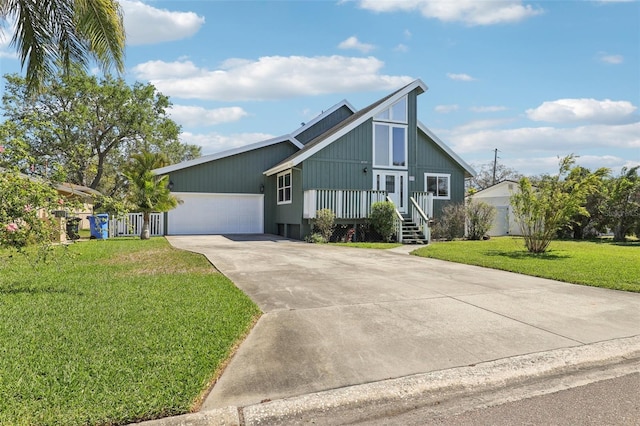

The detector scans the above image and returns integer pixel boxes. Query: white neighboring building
[468,180,522,236]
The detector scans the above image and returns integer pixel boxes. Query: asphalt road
[361,372,640,426]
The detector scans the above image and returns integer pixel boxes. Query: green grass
[412,237,640,292]
[0,238,261,426]
[331,242,403,249]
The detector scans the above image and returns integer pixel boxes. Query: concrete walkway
[163,235,640,414]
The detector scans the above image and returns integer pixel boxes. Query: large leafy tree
[0,0,125,92]
[468,161,522,192]
[0,69,200,197]
[604,166,640,242]
[510,155,606,253]
[123,152,178,240]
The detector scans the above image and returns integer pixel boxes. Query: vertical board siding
[167,142,298,194]
[414,128,466,217]
[303,120,373,190]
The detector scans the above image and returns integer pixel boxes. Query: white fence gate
[109,213,164,237]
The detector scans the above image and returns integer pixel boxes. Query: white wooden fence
[109,212,164,237]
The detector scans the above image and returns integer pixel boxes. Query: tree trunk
[612,224,626,242]
[140,212,151,240]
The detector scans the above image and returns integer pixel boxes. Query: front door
[373,170,408,213]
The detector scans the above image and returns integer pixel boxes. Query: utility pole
[492,148,499,185]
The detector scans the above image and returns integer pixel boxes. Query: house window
[373,123,407,168]
[425,173,450,199]
[375,97,407,123]
[277,170,292,204]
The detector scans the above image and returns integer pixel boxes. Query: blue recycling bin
[88,213,109,239]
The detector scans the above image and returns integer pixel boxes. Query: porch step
[401,220,428,245]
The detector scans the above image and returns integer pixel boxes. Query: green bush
[466,200,496,240]
[305,232,327,244]
[314,208,335,241]
[369,201,396,242]
[431,203,465,240]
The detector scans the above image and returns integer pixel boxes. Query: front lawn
[412,237,640,292]
[0,238,260,426]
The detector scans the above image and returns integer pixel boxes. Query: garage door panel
[168,193,263,235]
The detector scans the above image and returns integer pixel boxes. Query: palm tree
[0,0,125,92]
[124,152,178,240]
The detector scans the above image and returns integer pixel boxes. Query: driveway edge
[132,335,640,426]
[242,335,640,425]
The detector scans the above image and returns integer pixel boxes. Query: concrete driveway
[166,235,640,411]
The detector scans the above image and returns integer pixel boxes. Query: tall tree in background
[0,0,125,93]
[0,69,200,197]
[604,166,640,242]
[123,152,178,240]
[563,166,609,240]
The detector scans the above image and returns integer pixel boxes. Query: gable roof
[153,135,302,175]
[289,99,357,140]
[264,79,428,176]
[470,179,521,197]
[153,99,357,176]
[417,122,476,178]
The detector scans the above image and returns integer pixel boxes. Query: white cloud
[597,52,624,64]
[133,59,204,79]
[121,0,205,45]
[404,29,412,39]
[447,122,640,155]
[470,106,508,113]
[180,131,274,155]
[447,72,476,81]
[394,43,409,53]
[338,36,375,53]
[435,104,459,113]
[526,98,638,124]
[132,56,414,101]
[168,105,248,127]
[357,0,543,26]
[0,21,17,59]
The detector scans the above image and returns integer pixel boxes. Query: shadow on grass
[0,284,82,296]
[484,250,571,260]
[591,239,640,247]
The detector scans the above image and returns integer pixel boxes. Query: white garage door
[168,193,264,235]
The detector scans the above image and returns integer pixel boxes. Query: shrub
[431,203,465,241]
[466,200,496,240]
[369,201,396,242]
[305,232,327,244]
[314,208,335,241]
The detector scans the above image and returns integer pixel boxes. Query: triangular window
[375,96,407,123]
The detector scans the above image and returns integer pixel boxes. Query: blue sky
[1,0,639,175]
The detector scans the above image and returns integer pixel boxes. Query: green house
[154,79,475,242]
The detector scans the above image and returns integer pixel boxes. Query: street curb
[133,335,640,426]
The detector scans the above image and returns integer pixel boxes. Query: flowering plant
[0,170,59,252]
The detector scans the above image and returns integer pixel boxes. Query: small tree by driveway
[124,152,178,240]
[511,155,606,253]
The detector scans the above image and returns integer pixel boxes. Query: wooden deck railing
[303,189,387,219]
